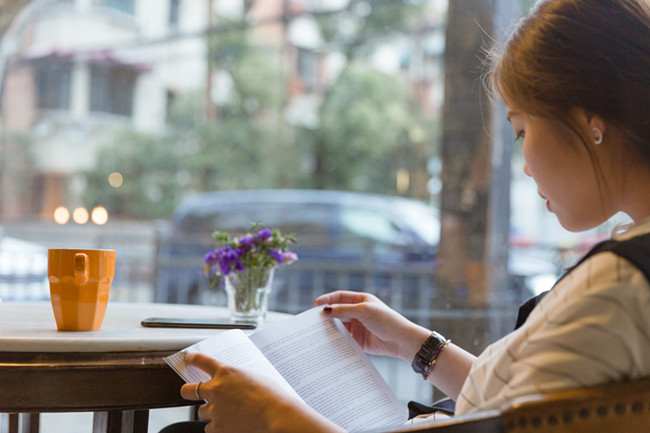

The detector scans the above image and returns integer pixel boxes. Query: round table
[0,301,290,433]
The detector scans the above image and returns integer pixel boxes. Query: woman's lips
[539,192,551,210]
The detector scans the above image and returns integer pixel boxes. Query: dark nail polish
[324,306,332,314]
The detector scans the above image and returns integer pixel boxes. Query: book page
[163,328,302,401]
[250,307,408,432]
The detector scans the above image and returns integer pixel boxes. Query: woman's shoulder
[550,219,650,298]
[549,246,650,305]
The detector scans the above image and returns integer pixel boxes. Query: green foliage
[83,129,189,218]
[82,1,436,218]
[304,65,428,192]
[316,0,426,55]
[304,1,433,192]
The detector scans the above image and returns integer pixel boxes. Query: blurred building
[0,0,446,221]
[0,0,208,220]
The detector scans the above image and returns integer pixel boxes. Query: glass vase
[224,267,274,323]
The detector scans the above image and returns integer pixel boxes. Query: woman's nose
[523,164,532,177]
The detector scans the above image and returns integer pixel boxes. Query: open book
[164,307,408,432]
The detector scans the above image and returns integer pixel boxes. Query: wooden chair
[367,376,650,433]
[500,376,650,433]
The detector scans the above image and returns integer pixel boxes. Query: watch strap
[411,331,449,379]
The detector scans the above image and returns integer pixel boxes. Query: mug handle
[74,253,89,285]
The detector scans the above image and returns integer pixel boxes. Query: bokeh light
[53,206,70,224]
[108,172,123,188]
[72,207,89,224]
[396,168,410,193]
[91,206,109,225]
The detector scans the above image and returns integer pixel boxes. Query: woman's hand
[180,353,344,433]
[315,291,477,401]
[314,290,430,363]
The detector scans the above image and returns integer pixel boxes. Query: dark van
[154,189,440,312]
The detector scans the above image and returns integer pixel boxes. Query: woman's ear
[588,115,606,138]
[570,107,606,143]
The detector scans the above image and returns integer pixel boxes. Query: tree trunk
[434,0,518,354]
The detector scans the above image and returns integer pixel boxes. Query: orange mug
[48,248,116,331]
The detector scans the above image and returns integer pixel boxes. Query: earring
[592,127,603,145]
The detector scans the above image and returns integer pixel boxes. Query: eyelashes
[514,131,525,144]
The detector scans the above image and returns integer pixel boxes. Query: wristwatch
[411,331,449,380]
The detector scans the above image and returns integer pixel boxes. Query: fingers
[197,402,211,421]
[185,352,221,376]
[314,290,375,306]
[179,353,223,401]
[322,301,378,322]
[181,382,204,401]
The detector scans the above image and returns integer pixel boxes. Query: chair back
[501,376,650,432]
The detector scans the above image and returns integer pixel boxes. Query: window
[89,64,135,116]
[35,59,72,110]
[296,47,317,90]
[94,0,135,15]
[169,0,180,30]
[2,0,625,417]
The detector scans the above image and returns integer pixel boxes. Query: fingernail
[324,306,332,314]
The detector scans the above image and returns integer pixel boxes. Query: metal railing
[154,244,522,405]
[2,222,536,405]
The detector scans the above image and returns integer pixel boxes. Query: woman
[171,0,650,431]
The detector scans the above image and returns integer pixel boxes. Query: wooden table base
[7,414,39,433]
[0,351,194,433]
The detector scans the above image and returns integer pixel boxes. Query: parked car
[155,189,556,313]
[155,189,440,306]
[0,228,49,301]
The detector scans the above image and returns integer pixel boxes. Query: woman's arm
[425,343,476,401]
[315,290,476,401]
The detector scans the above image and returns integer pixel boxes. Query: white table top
[0,301,291,352]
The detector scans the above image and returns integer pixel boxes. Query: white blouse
[455,218,650,415]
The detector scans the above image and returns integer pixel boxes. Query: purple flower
[202,224,298,287]
[203,250,218,265]
[218,260,231,275]
[270,248,284,264]
[282,251,298,265]
[217,246,241,275]
[239,236,254,248]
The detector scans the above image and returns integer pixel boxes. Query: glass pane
[0,0,630,417]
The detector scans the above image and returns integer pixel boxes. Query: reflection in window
[178,202,333,239]
[35,59,72,110]
[340,207,403,244]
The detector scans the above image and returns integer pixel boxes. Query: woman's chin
[555,215,603,233]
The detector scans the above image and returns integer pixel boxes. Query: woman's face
[507,109,610,232]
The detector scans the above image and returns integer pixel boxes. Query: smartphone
[141,317,257,329]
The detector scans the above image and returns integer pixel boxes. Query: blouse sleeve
[455,252,650,415]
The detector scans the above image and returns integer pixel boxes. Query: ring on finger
[194,381,203,400]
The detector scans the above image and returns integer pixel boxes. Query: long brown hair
[488,0,650,160]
